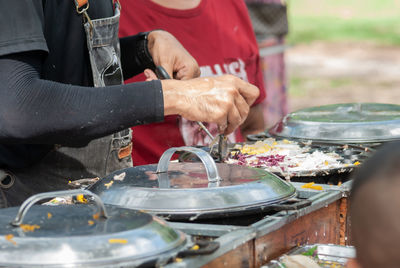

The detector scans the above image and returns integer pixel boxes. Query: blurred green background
[285,0,400,112]
[288,0,400,46]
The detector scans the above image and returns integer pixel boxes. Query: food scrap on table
[5,234,16,245]
[47,213,52,219]
[301,182,323,191]
[88,220,95,226]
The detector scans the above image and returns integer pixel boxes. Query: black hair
[350,141,400,201]
[350,141,400,268]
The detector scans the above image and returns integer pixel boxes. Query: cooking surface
[225,139,371,178]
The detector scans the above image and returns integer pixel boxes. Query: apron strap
[73,0,120,16]
[73,0,120,37]
[74,0,120,13]
[74,0,89,14]
[73,0,93,31]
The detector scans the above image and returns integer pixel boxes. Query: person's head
[348,141,400,268]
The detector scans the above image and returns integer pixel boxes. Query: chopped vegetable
[108,239,128,244]
[45,197,73,205]
[302,246,318,257]
[191,244,200,250]
[282,255,320,268]
[88,220,94,226]
[113,172,126,181]
[76,194,88,204]
[20,224,40,232]
[47,213,52,219]
[92,212,100,220]
[104,180,114,189]
[226,138,347,177]
[353,161,361,166]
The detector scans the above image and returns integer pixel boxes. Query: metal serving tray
[263,244,355,268]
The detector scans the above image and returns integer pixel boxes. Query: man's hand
[161,75,260,135]
[147,30,200,80]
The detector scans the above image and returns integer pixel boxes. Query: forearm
[0,52,163,146]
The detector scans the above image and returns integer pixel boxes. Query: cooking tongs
[154,66,229,161]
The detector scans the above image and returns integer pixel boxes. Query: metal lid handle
[11,189,108,226]
[156,146,221,183]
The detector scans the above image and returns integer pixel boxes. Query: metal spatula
[209,134,229,162]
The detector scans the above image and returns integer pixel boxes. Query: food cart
[2,103,400,267]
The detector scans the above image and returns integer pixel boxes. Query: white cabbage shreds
[226,139,344,177]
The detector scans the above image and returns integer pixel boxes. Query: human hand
[161,75,259,135]
[147,30,200,80]
[144,69,158,81]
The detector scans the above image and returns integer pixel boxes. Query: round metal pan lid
[0,190,186,267]
[268,103,400,143]
[88,147,296,216]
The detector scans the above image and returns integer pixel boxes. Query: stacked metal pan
[0,190,189,267]
[267,103,400,145]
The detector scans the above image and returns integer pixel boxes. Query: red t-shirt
[119,0,266,165]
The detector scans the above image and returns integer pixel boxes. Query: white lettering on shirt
[199,58,248,82]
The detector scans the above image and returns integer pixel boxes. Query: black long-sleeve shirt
[0,52,163,146]
[0,0,164,169]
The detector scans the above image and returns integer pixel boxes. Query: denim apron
[0,1,132,207]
